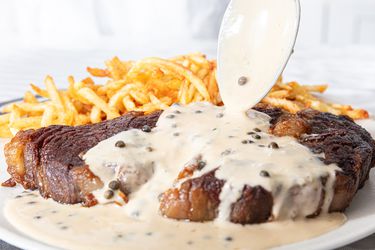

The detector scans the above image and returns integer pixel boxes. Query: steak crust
[4,105,375,224]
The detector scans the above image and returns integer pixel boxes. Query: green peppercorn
[142,125,152,133]
[115,140,126,148]
[254,128,262,132]
[252,134,261,140]
[104,190,114,199]
[197,161,206,170]
[260,170,270,178]
[269,142,279,149]
[238,76,248,86]
[108,180,120,190]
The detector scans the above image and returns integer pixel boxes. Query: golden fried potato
[0,53,368,139]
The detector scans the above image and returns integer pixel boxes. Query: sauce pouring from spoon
[217,0,301,113]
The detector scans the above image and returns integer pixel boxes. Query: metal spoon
[217,0,301,112]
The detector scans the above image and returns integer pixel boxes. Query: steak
[4,111,161,205]
[4,105,375,224]
[159,105,375,224]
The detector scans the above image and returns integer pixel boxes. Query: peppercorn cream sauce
[5,191,345,250]
[83,102,339,220]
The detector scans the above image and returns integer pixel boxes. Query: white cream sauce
[5,192,346,250]
[4,0,352,249]
[84,102,339,221]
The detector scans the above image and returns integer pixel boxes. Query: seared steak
[5,111,161,205]
[4,105,375,224]
[159,105,375,224]
[159,169,273,224]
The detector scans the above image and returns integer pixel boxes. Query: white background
[0,0,375,49]
[0,0,374,99]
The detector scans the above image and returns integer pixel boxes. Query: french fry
[41,105,56,127]
[303,85,328,93]
[123,96,136,111]
[82,77,96,87]
[108,83,139,109]
[75,114,91,126]
[24,91,39,103]
[193,92,204,102]
[0,113,10,125]
[45,76,65,112]
[15,103,48,113]
[141,58,211,101]
[67,76,81,100]
[267,90,290,99]
[9,106,22,126]
[178,80,189,105]
[77,87,120,119]
[90,106,102,124]
[345,109,369,120]
[87,67,110,77]
[31,84,49,98]
[0,53,368,138]
[182,59,190,68]
[105,56,130,81]
[61,92,78,116]
[1,103,16,113]
[160,97,172,106]
[11,116,42,129]
[262,97,302,114]
[332,104,353,110]
[188,53,208,65]
[190,63,200,74]
[0,125,12,138]
[97,80,126,96]
[149,94,169,110]
[187,83,196,103]
[129,90,149,105]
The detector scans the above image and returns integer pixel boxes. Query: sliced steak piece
[160,170,224,221]
[159,169,273,224]
[5,111,161,205]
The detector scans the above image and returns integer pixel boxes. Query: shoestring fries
[262,77,369,120]
[0,53,369,138]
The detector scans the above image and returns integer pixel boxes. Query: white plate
[0,88,375,250]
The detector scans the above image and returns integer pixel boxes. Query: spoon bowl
[217,0,301,112]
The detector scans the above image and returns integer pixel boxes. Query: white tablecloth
[0,46,374,250]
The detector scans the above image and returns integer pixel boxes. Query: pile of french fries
[0,53,369,138]
[263,77,369,119]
